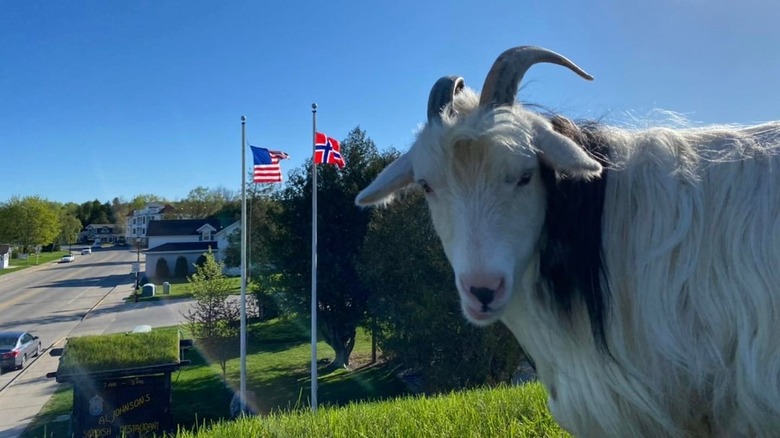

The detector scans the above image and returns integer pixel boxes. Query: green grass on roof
[58,330,180,375]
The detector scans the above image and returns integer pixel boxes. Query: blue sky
[2,1,778,204]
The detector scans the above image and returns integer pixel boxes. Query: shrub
[175,256,189,278]
[195,254,207,269]
[156,258,170,280]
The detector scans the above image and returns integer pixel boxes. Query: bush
[175,256,189,278]
[195,254,207,269]
[156,258,170,280]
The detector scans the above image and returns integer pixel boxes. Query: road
[0,247,195,437]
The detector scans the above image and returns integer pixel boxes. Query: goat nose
[469,287,495,307]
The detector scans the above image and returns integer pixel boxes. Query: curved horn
[479,46,593,108]
[427,76,465,123]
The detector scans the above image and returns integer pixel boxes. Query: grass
[0,251,68,276]
[174,383,568,438]
[25,319,564,438]
[57,330,181,376]
[127,277,241,302]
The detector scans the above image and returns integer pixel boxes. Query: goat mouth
[464,304,501,323]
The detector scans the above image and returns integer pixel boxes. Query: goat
[355,46,780,437]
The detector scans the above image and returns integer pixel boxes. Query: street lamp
[135,238,141,291]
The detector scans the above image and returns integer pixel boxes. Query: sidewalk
[0,284,132,437]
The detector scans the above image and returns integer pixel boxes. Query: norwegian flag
[314,132,345,169]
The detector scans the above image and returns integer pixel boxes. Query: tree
[0,196,60,252]
[358,191,524,393]
[177,186,238,219]
[57,211,82,249]
[155,258,170,280]
[184,250,240,384]
[174,256,189,278]
[266,127,396,368]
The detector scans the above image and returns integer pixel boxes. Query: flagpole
[310,103,319,411]
[239,115,248,414]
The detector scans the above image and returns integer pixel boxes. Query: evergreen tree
[267,127,396,368]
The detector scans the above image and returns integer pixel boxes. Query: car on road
[60,254,75,263]
[81,248,92,255]
[0,331,41,372]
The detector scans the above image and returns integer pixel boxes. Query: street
[0,247,195,437]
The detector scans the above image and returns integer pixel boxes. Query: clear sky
[2,1,778,204]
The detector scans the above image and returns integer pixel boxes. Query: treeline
[228,127,523,394]
[0,188,243,252]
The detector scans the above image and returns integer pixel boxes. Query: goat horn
[427,76,465,123]
[479,46,593,108]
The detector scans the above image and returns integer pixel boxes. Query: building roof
[84,223,115,230]
[0,245,9,255]
[146,241,218,253]
[146,219,223,237]
[126,203,176,217]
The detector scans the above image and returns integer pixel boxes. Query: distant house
[79,224,119,244]
[125,203,181,247]
[0,245,10,269]
[144,219,239,279]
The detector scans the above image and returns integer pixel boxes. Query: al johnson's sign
[73,374,174,438]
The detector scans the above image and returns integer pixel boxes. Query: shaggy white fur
[357,78,780,437]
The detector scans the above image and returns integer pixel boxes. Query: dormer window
[201,230,212,241]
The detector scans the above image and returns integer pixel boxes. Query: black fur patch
[538,116,611,352]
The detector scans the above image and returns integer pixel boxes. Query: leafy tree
[266,127,396,368]
[130,194,166,210]
[184,250,240,383]
[175,256,189,278]
[156,258,170,280]
[57,210,82,248]
[178,186,238,219]
[359,191,523,393]
[0,196,60,252]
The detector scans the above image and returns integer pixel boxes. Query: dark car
[0,331,41,372]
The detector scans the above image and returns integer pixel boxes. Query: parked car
[81,248,92,255]
[0,331,41,372]
[60,254,75,263]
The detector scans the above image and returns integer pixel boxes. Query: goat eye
[418,179,433,194]
[516,171,533,187]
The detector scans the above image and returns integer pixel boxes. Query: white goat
[356,46,780,437]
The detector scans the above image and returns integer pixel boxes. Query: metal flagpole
[239,115,248,414]
[310,103,318,411]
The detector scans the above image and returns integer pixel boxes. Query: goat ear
[534,125,602,179]
[355,153,414,206]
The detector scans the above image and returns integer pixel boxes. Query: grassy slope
[175,383,569,438]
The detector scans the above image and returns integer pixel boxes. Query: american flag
[314,132,345,169]
[250,145,289,183]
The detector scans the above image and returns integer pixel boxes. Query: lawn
[126,277,241,302]
[0,251,68,277]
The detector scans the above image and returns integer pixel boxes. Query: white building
[143,218,240,279]
[125,203,178,247]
